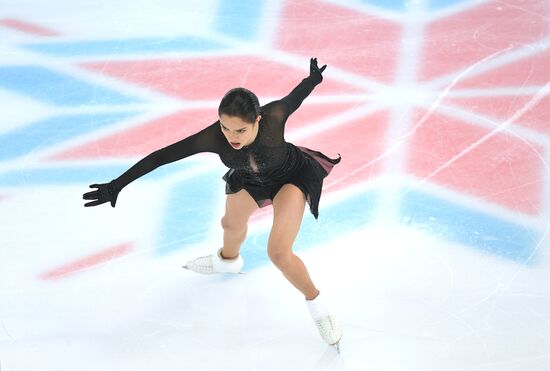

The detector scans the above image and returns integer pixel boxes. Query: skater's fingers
[319,64,327,73]
[310,57,319,69]
[84,200,103,207]
[83,190,99,200]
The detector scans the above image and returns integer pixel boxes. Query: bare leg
[221,189,258,259]
[268,184,319,300]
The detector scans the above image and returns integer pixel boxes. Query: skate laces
[315,315,336,332]
[192,254,214,266]
[314,315,342,345]
[184,249,244,274]
[187,254,215,273]
[195,254,213,262]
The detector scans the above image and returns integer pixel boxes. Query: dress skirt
[223,146,341,219]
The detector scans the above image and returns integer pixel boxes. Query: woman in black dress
[83,58,343,348]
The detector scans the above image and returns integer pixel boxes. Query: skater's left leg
[269,184,343,347]
[268,184,319,300]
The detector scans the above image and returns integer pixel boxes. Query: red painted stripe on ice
[286,102,365,129]
[446,95,550,135]
[454,49,550,90]
[39,243,133,280]
[49,109,214,160]
[276,0,401,83]
[81,56,362,101]
[406,109,544,214]
[298,110,390,192]
[419,0,547,81]
[0,18,60,37]
[49,102,358,161]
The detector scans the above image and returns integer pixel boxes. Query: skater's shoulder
[260,100,289,122]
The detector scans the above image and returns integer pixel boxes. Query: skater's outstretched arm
[83,122,222,207]
[280,58,327,116]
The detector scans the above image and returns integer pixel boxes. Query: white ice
[1,1,550,371]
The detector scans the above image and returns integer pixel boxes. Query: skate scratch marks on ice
[324,47,514,191]
[409,82,550,302]
[413,81,550,190]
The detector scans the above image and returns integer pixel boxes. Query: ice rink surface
[1,0,550,370]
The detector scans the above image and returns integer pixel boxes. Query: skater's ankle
[305,289,320,301]
[306,291,330,320]
[220,250,239,260]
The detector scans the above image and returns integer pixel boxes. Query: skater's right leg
[220,189,258,259]
[183,190,258,274]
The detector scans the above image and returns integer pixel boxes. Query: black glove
[83,181,119,207]
[309,57,327,85]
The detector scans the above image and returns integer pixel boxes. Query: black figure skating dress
[111,75,340,219]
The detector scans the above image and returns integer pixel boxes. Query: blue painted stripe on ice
[241,189,379,271]
[0,66,140,106]
[23,36,226,57]
[400,190,539,263]
[427,0,468,10]
[0,165,130,186]
[0,112,140,161]
[155,171,225,255]
[356,0,405,10]
[214,0,264,40]
[0,161,194,186]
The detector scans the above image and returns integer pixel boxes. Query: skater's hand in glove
[83,181,119,207]
[309,57,327,85]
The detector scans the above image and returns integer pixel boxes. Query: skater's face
[219,114,261,150]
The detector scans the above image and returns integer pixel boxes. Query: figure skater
[83,58,343,348]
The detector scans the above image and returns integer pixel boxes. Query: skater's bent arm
[280,77,319,116]
[280,58,326,116]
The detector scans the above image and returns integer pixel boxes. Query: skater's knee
[221,216,247,234]
[268,246,292,270]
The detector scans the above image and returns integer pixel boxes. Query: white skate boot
[183,248,244,274]
[307,293,343,351]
